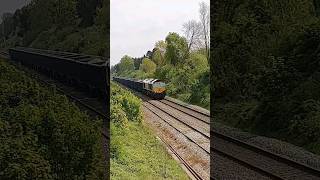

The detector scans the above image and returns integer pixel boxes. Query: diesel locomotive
[113,77,166,99]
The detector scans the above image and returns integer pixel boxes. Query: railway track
[157,99,320,179]
[0,51,9,57]
[143,102,209,179]
[211,130,320,179]
[114,82,210,179]
[143,99,210,154]
[162,97,210,124]
[115,80,320,179]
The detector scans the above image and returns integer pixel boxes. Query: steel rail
[212,130,320,179]
[157,131,204,180]
[143,101,209,154]
[160,99,210,124]
[164,97,210,117]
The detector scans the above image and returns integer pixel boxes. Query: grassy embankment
[0,59,104,179]
[110,82,188,179]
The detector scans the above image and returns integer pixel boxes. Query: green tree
[140,58,156,73]
[132,57,142,70]
[119,55,135,74]
[164,32,188,66]
[152,48,165,67]
[111,64,119,75]
[25,0,55,45]
[96,0,109,31]
[315,0,320,16]
[187,52,208,71]
[53,0,78,27]
[152,41,167,67]
[155,40,166,53]
[13,6,31,38]
[77,0,103,27]
[1,13,14,39]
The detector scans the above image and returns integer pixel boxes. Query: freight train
[9,47,108,100]
[113,77,166,99]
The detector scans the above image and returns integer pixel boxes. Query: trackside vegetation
[0,0,108,57]
[0,59,104,179]
[110,82,188,179]
[111,2,210,110]
[213,0,320,155]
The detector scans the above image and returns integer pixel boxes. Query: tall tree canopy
[164,32,188,66]
[119,55,135,74]
[77,0,103,27]
[140,58,156,73]
[152,48,165,67]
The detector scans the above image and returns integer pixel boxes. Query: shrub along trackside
[0,59,104,179]
[110,82,188,179]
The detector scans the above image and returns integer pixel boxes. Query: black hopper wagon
[113,77,166,100]
[9,47,108,101]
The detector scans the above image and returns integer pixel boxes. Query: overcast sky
[0,0,30,22]
[110,0,210,66]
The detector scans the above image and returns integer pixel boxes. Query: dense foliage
[213,0,320,154]
[111,2,210,109]
[110,82,188,179]
[0,0,109,56]
[0,59,104,179]
[110,82,142,128]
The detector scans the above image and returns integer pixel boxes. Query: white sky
[110,0,210,66]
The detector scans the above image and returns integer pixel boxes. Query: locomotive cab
[152,80,166,93]
[142,79,166,99]
[142,79,152,91]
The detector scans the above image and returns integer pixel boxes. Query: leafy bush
[110,103,128,128]
[111,82,142,124]
[80,26,107,56]
[0,60,104,179]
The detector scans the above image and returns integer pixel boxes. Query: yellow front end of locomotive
[153,87,166,93]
